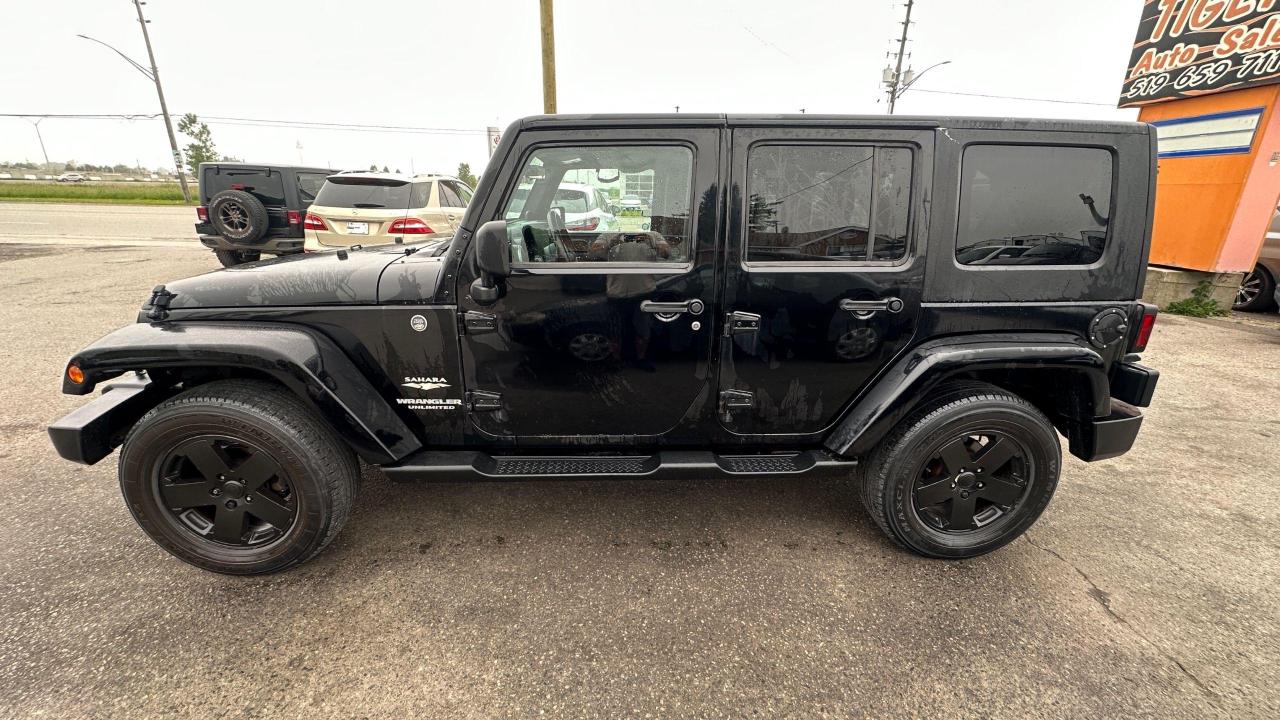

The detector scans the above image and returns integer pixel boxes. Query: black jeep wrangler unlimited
[195,162,333,267]
[50,115,1160,575]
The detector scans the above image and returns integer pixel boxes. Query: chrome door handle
[840,297,905,314]
[641,299,705,316]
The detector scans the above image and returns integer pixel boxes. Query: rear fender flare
[824,335,1109,458]
[65,322,421,464]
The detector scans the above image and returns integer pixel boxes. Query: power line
[0,113,488,135]
[908,88,1117,107]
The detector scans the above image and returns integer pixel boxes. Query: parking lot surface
[1,206,1277,719]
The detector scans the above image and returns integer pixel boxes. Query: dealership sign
[1120,0,1280,107]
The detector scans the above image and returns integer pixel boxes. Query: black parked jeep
[50,115,1160,575]
[195,162,333,267]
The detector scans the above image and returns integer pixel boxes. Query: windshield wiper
[353,203,385,209]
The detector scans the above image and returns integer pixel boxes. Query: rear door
[717,125,931,437]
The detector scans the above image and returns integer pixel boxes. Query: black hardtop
[199,162,335,177]
[515,113,1151,135]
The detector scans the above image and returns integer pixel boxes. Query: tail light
[196,206,209,222]
[567,216,599,231]
[303,213,328,231]
[287,210,301,225]
[387,217,434,235]
[1129,304,1157,353]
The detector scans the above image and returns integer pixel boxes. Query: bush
[1165,280,1230,317]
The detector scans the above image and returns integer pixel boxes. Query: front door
[717,126,931,437]
[458,129,721,441]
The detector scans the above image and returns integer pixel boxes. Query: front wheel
[118,380,358,575]
[860,382,1060,558]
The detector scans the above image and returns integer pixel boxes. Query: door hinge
[718,390,755,422]
[724,311,761,336]
[462,311,497,334]
[466,390,502,411]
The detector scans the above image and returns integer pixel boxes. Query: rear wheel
[1234,265,1276,312]
[860,382,1060,558]
[213,249,261,267]
[118,380,358,575]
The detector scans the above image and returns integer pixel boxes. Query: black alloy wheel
[156,436,297,547]
[911,431,1031,533]
[859,382,1060,558]
[119,379,358,574]
[217,202,250,234]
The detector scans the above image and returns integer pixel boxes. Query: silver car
[1236,207,1280,312]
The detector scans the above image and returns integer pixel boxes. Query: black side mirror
[470,220,510,305]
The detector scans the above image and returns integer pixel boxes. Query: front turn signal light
[66,363,85,385]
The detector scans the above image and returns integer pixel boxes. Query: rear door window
[438,181,465,208]
[957,145,1112,266]
[745,144,912,263]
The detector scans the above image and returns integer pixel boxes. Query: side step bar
[382,449,856,482]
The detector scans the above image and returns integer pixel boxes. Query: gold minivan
[303,172,472,251]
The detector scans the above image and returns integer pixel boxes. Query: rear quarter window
[957,145,1112,267]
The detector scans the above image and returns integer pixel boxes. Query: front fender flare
[64,321,421,464]
[824,334,1109,458]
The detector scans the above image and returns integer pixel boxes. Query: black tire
[1234,264,1276,312]
[207,189,269,243]
[118,379,358,575]
[213,249,261,267]
[860,381,1061,559]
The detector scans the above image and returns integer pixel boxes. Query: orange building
[1120,2,1280,306]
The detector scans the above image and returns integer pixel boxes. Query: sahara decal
[399,376,462,411]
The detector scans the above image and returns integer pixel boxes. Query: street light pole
[130,0,190,202]
[26,118,50,167]
[539,0,557,114]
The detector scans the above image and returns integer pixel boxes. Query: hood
[158,245,430,310]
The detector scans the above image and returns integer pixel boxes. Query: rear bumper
[197,234,304,255]
[1068,399,1144,462]
[48,377,165,465]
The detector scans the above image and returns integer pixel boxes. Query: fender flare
[64,321,421,464]
[823,334,1110,458]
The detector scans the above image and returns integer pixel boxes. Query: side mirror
[475,220,510,278]
[470,220,510,305]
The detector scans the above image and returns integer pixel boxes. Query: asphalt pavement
[0,203,1277,719]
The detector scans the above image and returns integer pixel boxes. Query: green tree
[369,164,379,172]
[456,162,478,189]
[177,113,218,175]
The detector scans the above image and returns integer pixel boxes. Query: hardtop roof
[516,113,1149,135]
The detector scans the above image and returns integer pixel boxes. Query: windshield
[314,179,430,209]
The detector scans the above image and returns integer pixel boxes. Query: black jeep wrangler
[50,115,1160,575]
[195,162,333,267]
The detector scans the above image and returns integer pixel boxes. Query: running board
[382,449,856,482]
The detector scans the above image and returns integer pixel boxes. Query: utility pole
[539,0,557,114]
[885,0,914,115]
[26,118,50,167]
[131,0,190,202]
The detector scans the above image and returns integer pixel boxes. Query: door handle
[840,297,905,315]
[641,299,705,316]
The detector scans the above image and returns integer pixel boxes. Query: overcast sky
[1,0,1143,176]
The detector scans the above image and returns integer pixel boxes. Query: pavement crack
[1024,534,1221,709]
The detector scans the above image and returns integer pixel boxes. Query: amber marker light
[66,363,85,385]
